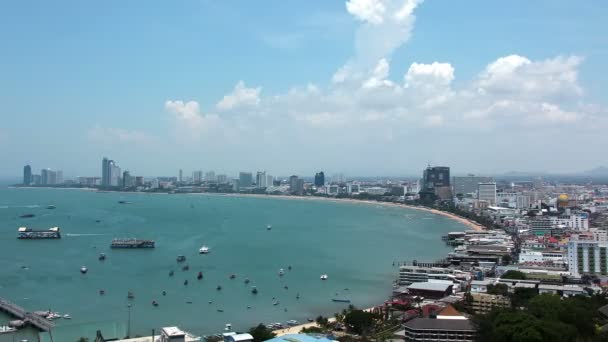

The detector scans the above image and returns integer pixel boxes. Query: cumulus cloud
[165,100,220,141]
[216,81,261,111]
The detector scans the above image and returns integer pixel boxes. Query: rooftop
[402,318,475,331]
[264,334,337,342]
[162,326,186,337]
[408,282,452,292]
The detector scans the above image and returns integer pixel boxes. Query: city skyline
[1,1,608,177]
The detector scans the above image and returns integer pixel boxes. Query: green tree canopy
[501,270,527,280]
[248,324,276,342]
[344,310,377,335]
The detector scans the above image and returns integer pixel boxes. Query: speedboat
[320,274,328,280]
[63,314,72,319]
[273,301,280,306]
[278,268,285,276]
[287,320,298,326]
[80,266,88,274]
[225,323,232,331]
[199,246,210,254]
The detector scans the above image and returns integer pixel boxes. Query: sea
[0,187,466,341]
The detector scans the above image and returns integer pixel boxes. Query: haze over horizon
[1,0,607,178]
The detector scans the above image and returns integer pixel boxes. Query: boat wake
[66,233,107,237]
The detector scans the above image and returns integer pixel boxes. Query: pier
[0,297,55,331]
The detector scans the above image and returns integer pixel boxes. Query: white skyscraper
[567,236,608,276]
[478,182,497,205]
[110,164,121,186]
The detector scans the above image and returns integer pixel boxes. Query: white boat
[0,326,17,334]
[80,266,88,274]
[267,225,272,230]
[278,268,285,276]
[320,274,328,280]
[63,314,72,319]
[199,246,210,254]
[286,320,298,326]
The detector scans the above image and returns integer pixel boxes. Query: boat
[99,289,105,295]
[177,255,186,262]
[278,268,285,276]
[182,265,189,271]
[288,265,292,271]
[217,285,222,291]
[273,301,280,306]
[111,239,154,249]
[80,266,88,274]
[286,320,298,326]
[63,314,72,319]
[217,309,224,313]
[162,291,167,296]
[95,219,101,223]
[332,299,351,303]
[320,274,328,280]
[184,280,189,286]
[267,225,272,230]
[46,205,56,209]
[244,278,250,284]
[251,286,258,294]
[199,246,210,254]
[127,291,135,299]
[283,285,288,290]
[17,227,61,239]
[296,293,300,300]
[98,253,106,261]
[197,272,203,280]
[0,326,17,334]
[152,301,159,307]
[118,200,130,204]
[225,323,232,331]
[307,318,314,322]
[229,274,236,279]
[19,214,35,218]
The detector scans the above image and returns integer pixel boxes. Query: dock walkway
[0,297,55,331]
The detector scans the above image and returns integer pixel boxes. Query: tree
[487,283,509,296]
[248,324,276,342]
[501,270,527,280]
[344,310,377,335]
[501,254,512,265]
[511,287,538,308]
[315,315,329,327]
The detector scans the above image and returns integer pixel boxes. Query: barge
[111,238,155,249]
[17,227,61,239]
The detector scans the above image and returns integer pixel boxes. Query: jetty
[0,297,55,331]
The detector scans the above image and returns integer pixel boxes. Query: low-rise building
[537,284,586,297]
[398,318,475,342]
[468,293,510,314]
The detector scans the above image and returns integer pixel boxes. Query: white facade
[556,213,589,231]
[347,183,360,194]
[518,250,565,265]
[110,164,121,186]
[567,238,608,276]
[478,182,497,205]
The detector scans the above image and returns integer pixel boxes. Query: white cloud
[87,125,153,145]
[425,115,444,126]
[165,100,220,141]
[405,62,454,89]
[346,0,386,24]
[216,81,261,111]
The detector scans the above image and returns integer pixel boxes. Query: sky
[1,0,607,178]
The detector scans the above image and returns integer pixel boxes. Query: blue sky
[1,0,607,178]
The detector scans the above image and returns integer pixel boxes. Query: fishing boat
[199,246,210,254]
[80,266,88,274]
[251,286,258,294]
[229,274,236,279]
[197,271,203,280]
[177,255,186,262]
[320,274,328,280]
[98,253,106,261]
[332,298,351,303]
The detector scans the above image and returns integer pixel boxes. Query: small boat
[169,270,174,277]
[197,272,203,280]
[118,200,130,204]
[199,246,210,254]
[225,323,232,331]
[99,290,105,295]
[63,314,72,319]
[20,214,35,218]
[127,291,135,299]
[217,309,224,313]
[98,253,106,261]
[244,278,250,284]
[46,205,56,209]
[279,268,285,276]
[296,293,300,300]
[184,280,189,286]
[283,285,288,290]
[273,301,279,306]
[251,286,258,294]
[177,255,186,262]
[0,326,17,333]
[80,266,88,274]
[95,219,101,223]
[332,298,351,303]
[186,301,193,304]
[182,265,189,271]
[287,320,298,326]
[217,285,222,291]
[288,265,292,271]
[267,225,272,230]
[162,291,167,296]
[229,274,236,279]
[320,274,328,280]
[152,300,159,307]
[307,318,314,322]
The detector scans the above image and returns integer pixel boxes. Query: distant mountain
[583,166,608,176]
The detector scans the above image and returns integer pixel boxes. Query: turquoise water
[0,187,464,338]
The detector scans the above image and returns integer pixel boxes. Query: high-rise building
[205,171,216,182]
[239,172,253,187]
[266,174,274,188]
[41,168,57,185]
[55,170,63,185]
[567,237,608,277]
[192,171,203,183]
[289,175,303,194]
[123,171,134,188]
[179,169,183,183]
[331,173,345,184]
[110,163,121,186]
[102,157,112,186]
[232,179,240,192]
[217,174,228,184]
[453,175,494,196]
[420,166,450,200]
[478,182,497,205]
[23,165,32,185]
[32,174,41,185]
[135,176,144,186]
[256,171,272,188]
[314,172,325,187]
